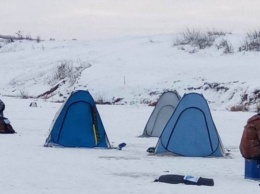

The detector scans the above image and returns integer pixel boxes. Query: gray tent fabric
[140,91,181,137]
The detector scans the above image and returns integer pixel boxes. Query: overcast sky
[1,0,260,40]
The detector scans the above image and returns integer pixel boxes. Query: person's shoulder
[247,113,260,123]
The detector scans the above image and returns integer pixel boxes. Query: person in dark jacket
[0,99,15,134]
[0,99,5,118]
[239,113,260,160]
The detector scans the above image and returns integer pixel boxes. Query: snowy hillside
[1,1,260,193]
[0,31,260,111]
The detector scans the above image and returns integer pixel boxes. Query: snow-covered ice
[1,1,260,193]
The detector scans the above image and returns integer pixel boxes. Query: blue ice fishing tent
[154,93,225,157]
[44,90,110,148]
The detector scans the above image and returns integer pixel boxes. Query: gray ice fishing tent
[140,91,181,137]
[153,93,225,157]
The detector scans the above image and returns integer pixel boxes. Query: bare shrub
[255,103,260,112]
[230,104,248,112]
[239,30,260,51]
[15,30,24,39]
[25,34,32,40]
[0,32,41,42]
[94,95,124,105]
[216,39,234,54]
[36,36,41,43]
[149,101,157,106]
[52,62,74,82]
[7,38,14,43]
[112,97,124,104]
[174,28,216,50]
[255,102,260,112]
[49,60,91,87]
[174,28,232,53]
[20,89,30,99]
[207,29,231,36]
[94,93,111,105]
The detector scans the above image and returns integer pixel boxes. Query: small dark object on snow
[118,142,127,150]
[29,102,37,107]
[147,147,155,153]
[155,174,214,186]
[0,118,16,134]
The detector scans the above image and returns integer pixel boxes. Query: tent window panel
[150,105,175,137]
